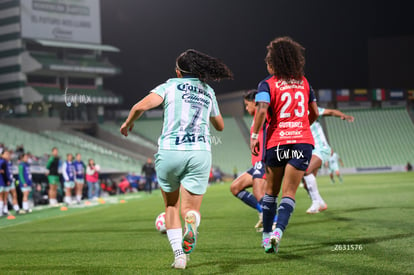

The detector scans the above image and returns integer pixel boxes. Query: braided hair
[176,49,233,82]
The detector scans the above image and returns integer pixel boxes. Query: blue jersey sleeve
[309,85,317,103]
[255,80,271,103]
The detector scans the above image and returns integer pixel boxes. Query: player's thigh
[230,172,253,195]
[155,150,185,193]
[180,151,211,196]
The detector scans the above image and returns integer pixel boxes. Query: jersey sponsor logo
[274,79,304,91]
[279,130,302,137]
[278,121,303,128]
[182,93,210,107]
[177,83,212,100]
[175,133,207,145]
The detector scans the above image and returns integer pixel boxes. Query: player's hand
[250,138,260,156]
[120,122,134,137]
[341,115,354,122]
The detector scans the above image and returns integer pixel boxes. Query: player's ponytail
[266,36,305,80]
[176,49,233,82]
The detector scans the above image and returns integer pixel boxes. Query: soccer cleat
[306,201,320,214]
[270,229,283,253]
[262,237,274,253]
[171,254,186,269]
[255,212,263,231]
[319,203,328,212]
[182,211,198,254]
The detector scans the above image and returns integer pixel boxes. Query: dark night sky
[100,0,413,108]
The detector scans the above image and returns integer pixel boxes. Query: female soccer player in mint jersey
[304,107,354,213]
[121,49,232,269]
[251,37,318,253]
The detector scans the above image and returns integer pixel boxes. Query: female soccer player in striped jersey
[121,49,232,269]
[304,107,354,213]
[251,37,318,253]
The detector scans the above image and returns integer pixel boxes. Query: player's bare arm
[308,102,319,125]
[210,115,224,131]
[250,102,268,156]
[323,109,354,122]
[120,93,163,136]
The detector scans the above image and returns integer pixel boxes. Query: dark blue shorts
[265,143,313,171]
[246,161,266,179]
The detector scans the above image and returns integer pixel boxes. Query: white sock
[64,196,72,204]
[167,228,184,258]
[13,204,20,211]
[23,201,29,210]
[304,174,325,204]
[3,204,8,214]
[76,195,82,202]
[0,201,3,215]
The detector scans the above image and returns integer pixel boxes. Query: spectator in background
[0,150,8,217]
[3,150,21,214]
[407,161,412,171]
[62,153,75,205]
[213,167,223,183]
[46,147,60,206]
[18,153,32,213]
[16,145,24,159]
[142,158,156,194]
[73,153,86,204]
[86,159,100,199]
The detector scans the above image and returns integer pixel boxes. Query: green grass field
[1,173,413,274]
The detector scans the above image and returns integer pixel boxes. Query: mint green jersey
[151,78,220,151]
[329,152,340,167]
[310,107,330,150]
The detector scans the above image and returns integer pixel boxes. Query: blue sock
[262,194,277,233]
[256,198,263,213]
[276,197,295,232]
[236,190,258,210]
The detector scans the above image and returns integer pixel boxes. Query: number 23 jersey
[256,75,315,149]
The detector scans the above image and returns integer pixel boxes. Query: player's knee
[230,183,241,196]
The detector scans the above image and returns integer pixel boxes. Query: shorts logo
[275,143,304,162]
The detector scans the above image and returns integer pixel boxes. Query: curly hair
[265,37,305,80]
[176,49,233,82]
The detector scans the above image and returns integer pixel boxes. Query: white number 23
[280,91,305,118]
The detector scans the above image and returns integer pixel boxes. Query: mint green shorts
[312,145,331,163]
[21,186,32,192]
[329,164,339,173]
[75,178,85,184]
[155,150,212,195]
[64,181,75,189]
[0,186,5,192]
